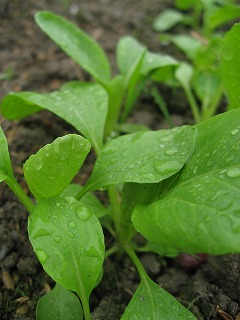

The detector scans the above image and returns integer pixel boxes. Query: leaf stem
[5,177,34,213]
[107,185,121,235]
[124,244,147,281]
[184,86,201,123]
[105,245,118,259]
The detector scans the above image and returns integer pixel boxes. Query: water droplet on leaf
[165,148,178,155]
[54,236,61,243]
[34,157,43,171]
[75,205,92,221]
[35,249,49,264]
[231,128,239,135]
[67,220,77,229]
[227,168,240,178]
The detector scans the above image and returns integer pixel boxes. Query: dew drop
[227,167,240,178]
[231,128,239,136]
[154,161,180,174]
[67,220,77,229]
[53,141,60,153]
[54,236,62,243]
[75,205,92,221]
[165,148,178,155]
[49,215,58,223]
[222,47,233,61]
[35,249,49,264]
[67,231,75,238]
[34,157,43,171]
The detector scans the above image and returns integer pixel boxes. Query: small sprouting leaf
[121,275,196,319]
[175,62,193,90]
[141,52,178,77]
[28,197,105,303]
[35,11,111,83]
[36,283,83,320]
[61,184,109,219]
[0,127,14,183]
[1,82,108,151]
[153,9,184,32]
[116,36,146,76]
[163,34,202,60]
[24,134,91,200]
[84,126,197,192]
[132,109,240,254]
[221,23,240,109]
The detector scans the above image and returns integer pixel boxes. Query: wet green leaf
[36,283,83,320]
[0,127,14,183]
[1,82,108,151]
[133,109,240,254]
[61,184,109,219]
[84,126,197,192]
[121,275,196,319]
[29,197,104,303]
[24,134,91,200]
[221,23,240,109]
[35,11,111,83]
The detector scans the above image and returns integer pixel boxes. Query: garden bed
[0,1,239,319]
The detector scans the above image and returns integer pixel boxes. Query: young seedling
[0,12,240,320]
[153,0,240,122]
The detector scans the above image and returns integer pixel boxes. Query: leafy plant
[153,0,240,122]
[0,11,240,320]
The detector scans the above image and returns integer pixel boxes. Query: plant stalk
[5,177,34,213]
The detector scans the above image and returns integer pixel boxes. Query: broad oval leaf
[84,126,197,192]
[221,23,240,109]
[0,126,14,183]
[28,197,105,302]
[132,109,240,254]
[35,11,111,83]
[153,9,184,32]
[24,134,91,200]
[116,36,146,76]
[36,283,83,320]
[1,82,108,152]
[121,275,196,319]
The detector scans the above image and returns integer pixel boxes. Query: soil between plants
[0,1,239,319]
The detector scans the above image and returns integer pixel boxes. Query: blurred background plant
[153,0,240,123]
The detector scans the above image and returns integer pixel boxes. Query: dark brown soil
[0,1,239,320]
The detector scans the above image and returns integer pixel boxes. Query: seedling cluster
[0,9,240,320]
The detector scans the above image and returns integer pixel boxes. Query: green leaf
[1,82,108,152]
[0,92,42,120]
[121,275,196,319]
[61,184,109,219]
[175,62,193,90]
[206,5,240,31]
[141,52,178,76]
[221,23,240,109]
[24,134,91,200]
[116,36,146,76]
[163,34,202,60]
[153,10,184,32]
[132,109,240,254]
[35,11,111,83]
[84,126,197,192]
[28,197,105,302]
[175,0,197,10]
[36,283,83,320]
[0,127,14,183]
[104,75,125,137]
[192,70,222,115]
